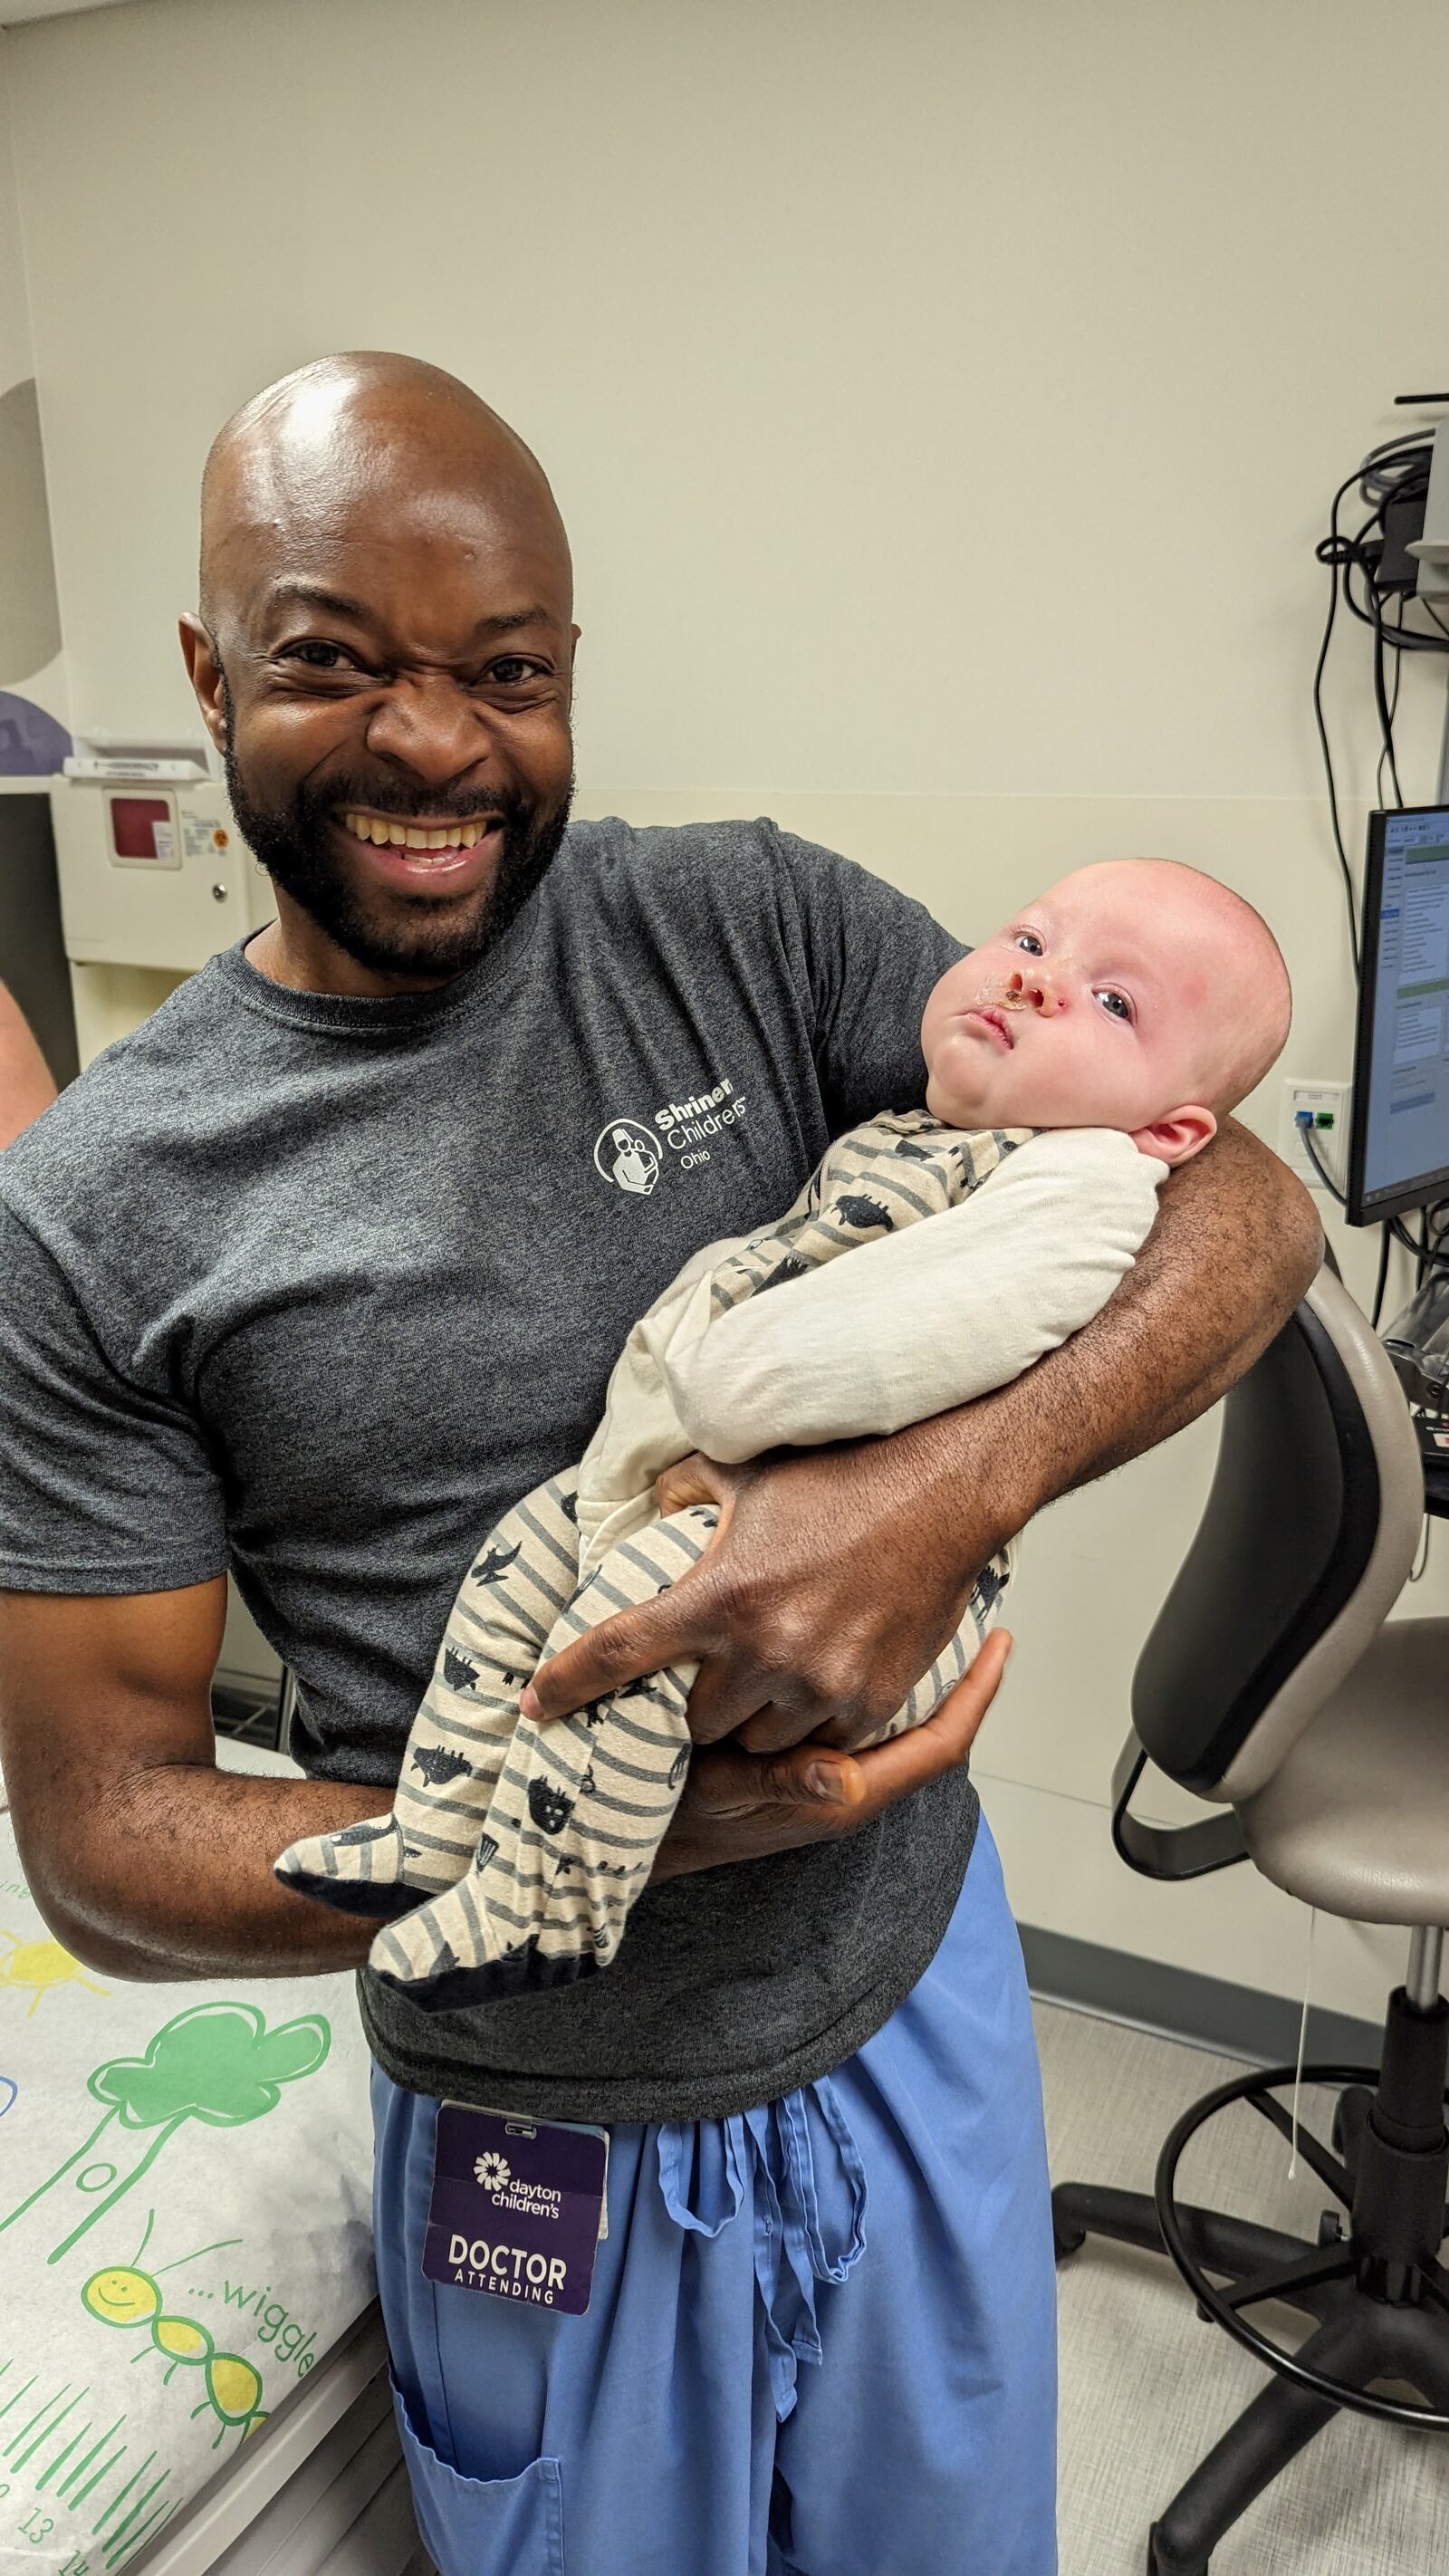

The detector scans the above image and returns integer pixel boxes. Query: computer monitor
[1347,804,1449,1226]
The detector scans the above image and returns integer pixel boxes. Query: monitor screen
[1348,806,1449,1225]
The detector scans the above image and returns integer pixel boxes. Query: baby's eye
[1012,930,1044,956]
[1096,988,1134,1024]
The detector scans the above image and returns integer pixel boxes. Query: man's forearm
[36,1764,392,1980]
[879,1119,1320,1560]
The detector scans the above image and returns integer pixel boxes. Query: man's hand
[522,1119,1319,1776]
[649,1627,1012,1880]
[524,1442,998,1755]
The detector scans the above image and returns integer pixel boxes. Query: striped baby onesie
[276,1114,1053,2010]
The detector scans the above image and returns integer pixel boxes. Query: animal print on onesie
[275,1114,1022,2013]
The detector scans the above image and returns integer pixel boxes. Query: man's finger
[653,1451,738,1522]
[657,1632,1013,1881]
[521,1581,719,1723]
[703,1630,1012,1821]
[799,1629,1013,1819]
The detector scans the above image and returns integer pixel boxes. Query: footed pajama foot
[367,1854,618,2011]
[274,1812,428,1922]
[276,1468,588,1922]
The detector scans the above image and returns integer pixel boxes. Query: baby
[277,858,1291,2010]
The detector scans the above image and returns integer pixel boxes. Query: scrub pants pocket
[390,2376,566,2576]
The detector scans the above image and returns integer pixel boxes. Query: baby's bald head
[922,854,1291,1164]
[1083,859,1291,1115]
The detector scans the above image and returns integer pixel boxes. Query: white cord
[1288,1908,1318,2182]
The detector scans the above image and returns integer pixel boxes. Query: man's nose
[363,676,490,788]
[1003,967,1065,1014]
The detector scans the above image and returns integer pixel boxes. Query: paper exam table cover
[0,1809,378,2576]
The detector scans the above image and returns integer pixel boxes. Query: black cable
[1312,430,1449,975]
[1311,479,1362,975]
[1300,1124,1347,1204]
[1372,610,1404,806]
[1370,1219,1393,1326]
[1376,596,1406,806]
[1389,1209,1449,1265]
[1298,1126,1449,1275]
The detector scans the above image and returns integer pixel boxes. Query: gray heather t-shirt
[0,818,975,2123]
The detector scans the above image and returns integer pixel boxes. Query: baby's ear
[1131,1105,1217,1168]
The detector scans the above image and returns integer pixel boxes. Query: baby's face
[922,863,1226,1163]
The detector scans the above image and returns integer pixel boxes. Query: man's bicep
[1023,1117,1319,1486]
[0,1198,227,1595]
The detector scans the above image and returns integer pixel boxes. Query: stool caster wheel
[1148,2526,1208,2576]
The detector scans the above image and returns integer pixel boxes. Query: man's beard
[222,735,573,982]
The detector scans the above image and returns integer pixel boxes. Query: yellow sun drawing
[0,1929,109,2017]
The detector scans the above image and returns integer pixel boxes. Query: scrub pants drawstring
[657,2076,869,2419]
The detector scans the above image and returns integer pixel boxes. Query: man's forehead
[199,356,571,627]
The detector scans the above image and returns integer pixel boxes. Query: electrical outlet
[1278,1079,1350,1192]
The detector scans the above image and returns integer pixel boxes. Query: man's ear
[178,614,229,756]
[1131,1104,1218,1168]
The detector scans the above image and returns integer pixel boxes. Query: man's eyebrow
[264,581,553,639]
[266,581,372,620]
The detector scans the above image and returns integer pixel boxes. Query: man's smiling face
[181,356,579,993]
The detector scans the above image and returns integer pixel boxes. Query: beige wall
[0,34,66,737]
[8,0,1449,2022]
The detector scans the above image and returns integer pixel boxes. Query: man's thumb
[795,1752,866,1807]
[656,1451,735,1523]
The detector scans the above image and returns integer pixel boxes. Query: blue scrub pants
[370,1817,1057,2576]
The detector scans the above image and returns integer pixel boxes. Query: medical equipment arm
[0,980,56,1149]
[666,1128,1165,1462]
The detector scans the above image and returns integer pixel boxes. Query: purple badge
[424,2105,609,2316]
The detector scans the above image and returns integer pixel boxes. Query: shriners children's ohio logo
[475,2152,512,2195]
[594,1074,748,1192]
[594,1120,660,1196]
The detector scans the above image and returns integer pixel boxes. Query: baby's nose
[1003,967,1065,1014]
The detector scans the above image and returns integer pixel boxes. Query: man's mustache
[301,777,531,828]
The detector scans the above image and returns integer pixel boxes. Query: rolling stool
[1050,1265,1447,2572]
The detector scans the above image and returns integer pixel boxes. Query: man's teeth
[341,812,489,852]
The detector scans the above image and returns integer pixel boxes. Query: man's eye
[283,640,357,671]
[1096,988,1134,1024]
[484,657,545,687]
[1012,930,1043,956]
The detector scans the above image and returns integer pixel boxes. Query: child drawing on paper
[82,2215,270,2450]
[0,1927,109,2016]
[0,1999,331,2264]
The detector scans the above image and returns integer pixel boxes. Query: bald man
[0,354,1319,2576]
